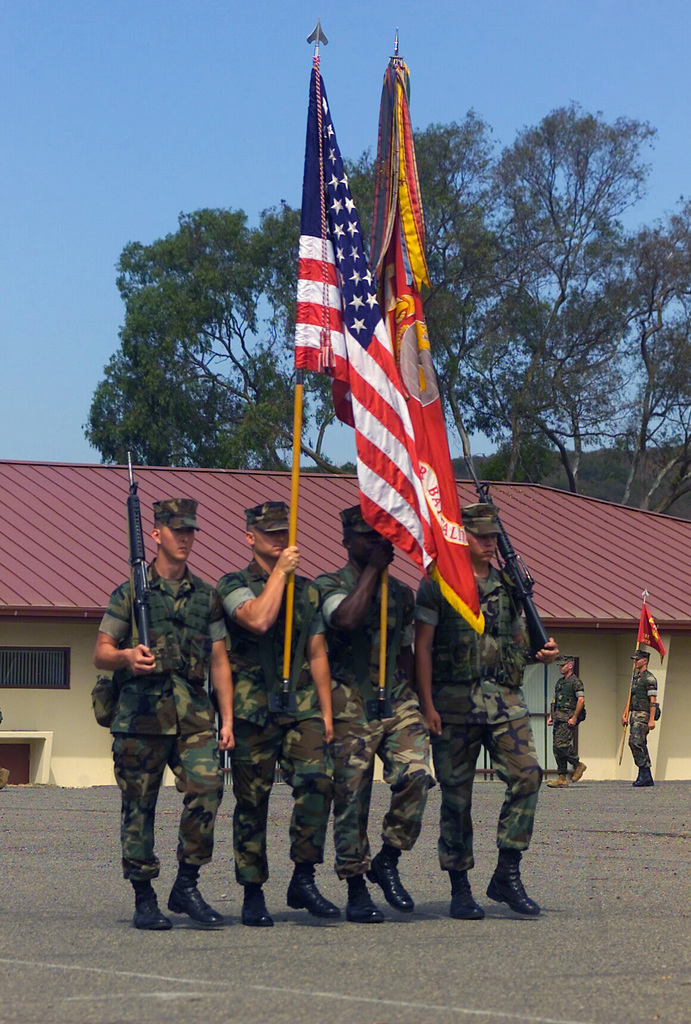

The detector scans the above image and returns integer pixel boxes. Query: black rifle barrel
[126,452,151,650]
[460,442,549,656]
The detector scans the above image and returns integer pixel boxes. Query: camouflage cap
[153,498,199,530]
[339,504,377,533]
[632,648,650,660]
[557,655,576,665]
[245,501,289,532]
[461,503,501,536]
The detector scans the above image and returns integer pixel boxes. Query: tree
[619,202,691,511]
[86,205,337,469]
[459,105,655,488]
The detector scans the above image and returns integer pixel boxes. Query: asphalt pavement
[0,777,689,1024]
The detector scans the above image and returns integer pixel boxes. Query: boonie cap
[462,503,501,536]
[246,501,289,532]
[339,505,376,533]
[153,498,199,530]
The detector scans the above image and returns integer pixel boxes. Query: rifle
[126,452,151,650]
[459,426,549,656]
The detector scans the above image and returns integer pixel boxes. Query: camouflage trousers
[112,729,223,881]
[552,713,580,774]
[332,694,434,880]
[628,711,651,768]
[231,715,333,886]
[431,715,543,873]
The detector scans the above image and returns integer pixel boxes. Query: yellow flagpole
[618,676,633,765]
[279,370,304,704]
[378,567,389,712]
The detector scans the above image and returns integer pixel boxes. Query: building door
[0,743,30,784]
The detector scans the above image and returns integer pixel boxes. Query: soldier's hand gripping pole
[458,423,549,656]
[126,452,151,650]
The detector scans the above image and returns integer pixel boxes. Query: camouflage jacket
[415,569,529,725]
[217,560,321,726]
[103,564,224,736]
[630,668,657,712]
[552,673,585,716]
[314,562,416,717]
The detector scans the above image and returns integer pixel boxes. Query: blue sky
[1,0,689,465]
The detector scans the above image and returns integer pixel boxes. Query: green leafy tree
[462,105,655,488]
[620,201,691,511]
[86,205,337,469]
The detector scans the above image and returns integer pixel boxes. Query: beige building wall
[1,620,688,786]
[0,620,114,787]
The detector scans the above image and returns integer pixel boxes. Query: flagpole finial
[641,588,649,602]
[394,27,399,57]
[307,19,328,56]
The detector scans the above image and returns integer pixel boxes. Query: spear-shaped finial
[394,27,399,57]
[307,19,328,55]
[641,588,649,602]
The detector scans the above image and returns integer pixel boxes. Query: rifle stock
[126,452,151,650]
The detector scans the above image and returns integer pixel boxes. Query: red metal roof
[1,460,688,630]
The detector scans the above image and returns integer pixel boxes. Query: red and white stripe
[296,234,434,571]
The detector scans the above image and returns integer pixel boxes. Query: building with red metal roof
[1,460,688,785]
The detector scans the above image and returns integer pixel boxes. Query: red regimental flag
[637,603,667,663]
[371,57,482,630]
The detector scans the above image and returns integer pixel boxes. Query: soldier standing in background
[624,649,658,787]
[93,499,234,930]
[217,501,339,927]
[314,506,434,924]
[547,655,587,787]
[415,503,559,920]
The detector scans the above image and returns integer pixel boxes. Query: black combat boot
[131,879,172,931]
[167,864,224,926]
[632,767,644,787]
[367,843,414,912]
[638,767,655,787]
[286,862,341,919]
[345,875,384,923]
[449,869,484,920]
[486,849,540,916]
[241,883,274,927]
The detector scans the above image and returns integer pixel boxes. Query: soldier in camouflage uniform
[623,649,658,787]
[93,498,234,931]
[546,655,586,787]
[415,503,558,919]
[314,506,434,924]
[217,501,339,927]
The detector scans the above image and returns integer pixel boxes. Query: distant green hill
[453,449,691,520]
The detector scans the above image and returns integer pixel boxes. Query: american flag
[295,64,435,571]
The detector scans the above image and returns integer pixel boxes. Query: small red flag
[637,603,667,663]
